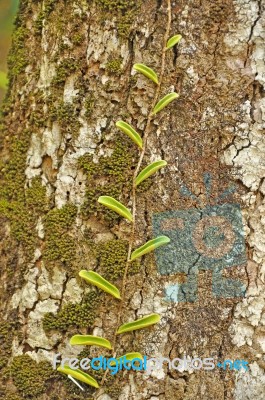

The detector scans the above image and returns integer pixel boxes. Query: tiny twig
[99,0,172,387]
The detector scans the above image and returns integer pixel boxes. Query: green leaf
[116,121,143,149]
[57,365,99,388]
[109,352,143,366]
[79,270,121,299]
[0,71,8,90]
[166,34,182,50]
[117,314,160,334]
[133,63,159,84]
[135,160,167,187]
[152,92,179,115]
[70,335,112,349]
[98,195,133,222]
[130,235,170,261]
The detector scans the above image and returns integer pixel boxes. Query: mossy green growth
[0,175,48,240]
[25,177,49,214]
[79,134,136,224]
[10,355,54,397]
[84,93,95,118]
[43,291,99,331]
[105,57,123,75]
[43,203,77,267]
[72,33,85,46]
[0,200,37,254]
[55,102,77,125]
[0,129,47,258]
[83,185,122,223]
[52,59,79,86]
[29,107,46,128]
[7,26,28,82]
[0,321,17,371]
[95,0,142,37]
[78,154,97,179]
[35,0,56,35]
[0,132,30,202]
[45,95,81,137]
[96,239,140,280]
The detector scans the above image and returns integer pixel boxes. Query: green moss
[95,0,141,37]
[0,321,17,371]
[0,95,13,118]
[78,154,97,179]
[1,201,36,254]
[46,97,81,137]
[43,291,99,331]
[0,131,30,202]
[52,59,79,86]
[10,355,54,397]
[117,11,136,37]
[105,57,123,75]
[56,102,76,124]
[84,93,95,118]
[96,239,140,280]
[84,185,122,223]
[79,134,135,224]
[58,41,70,52]
[0,175,48,252]
[102,135,133,178]
[35,0,56,35]
[0,131,47,259]
[35,11,45,34]
[72,33,85,46]
[29,107,46,128]
[136,176,154,193]
[7,27,28,82]
[43,204,77,267]
[25,177,48,214]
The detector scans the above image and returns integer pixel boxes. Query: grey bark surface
[0,0,264,399]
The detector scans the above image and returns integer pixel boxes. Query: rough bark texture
[0,0,264,399]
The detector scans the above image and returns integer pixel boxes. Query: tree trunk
[0,0,264,399]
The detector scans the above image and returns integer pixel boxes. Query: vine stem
[99,0,172,387]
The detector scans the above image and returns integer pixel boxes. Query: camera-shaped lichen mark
[152,173,247,302]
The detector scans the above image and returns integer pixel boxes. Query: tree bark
[0,0,264,399]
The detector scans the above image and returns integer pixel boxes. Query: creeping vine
[57,0,181,393]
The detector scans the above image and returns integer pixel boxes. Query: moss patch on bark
[43,291,99,331]
[95,0,142,37]
[43,203,78,267]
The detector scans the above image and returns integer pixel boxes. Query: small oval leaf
[57,366,99,388]
[116,121,143,149]
[166,34,182,50]
[135,160,167,187]
[109,352,143,366]
[79,270,121,299]
[133,63,159,84]
[70,335,112,349]
[117,314,160,334]
[98,196,133,222]
[152,92,179,115]
[130,235,170,261]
